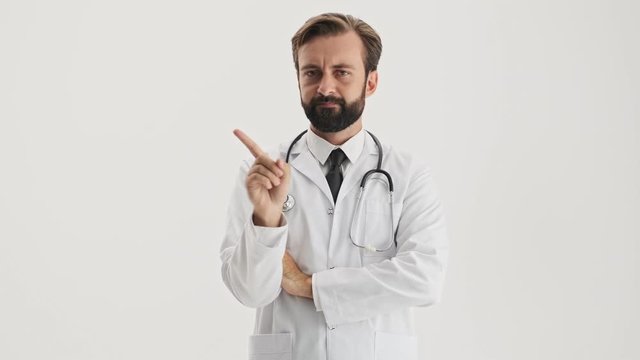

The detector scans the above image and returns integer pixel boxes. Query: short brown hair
[291,13,382,74]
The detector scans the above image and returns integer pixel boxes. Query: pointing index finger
[233,129,264,158]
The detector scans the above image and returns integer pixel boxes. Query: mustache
[310,95,346,106]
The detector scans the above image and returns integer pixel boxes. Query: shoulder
[377,139,442,203]
[379,139,432,178]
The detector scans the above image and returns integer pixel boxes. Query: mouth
[317,102,339,108]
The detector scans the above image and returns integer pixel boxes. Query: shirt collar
[306,128,366,166]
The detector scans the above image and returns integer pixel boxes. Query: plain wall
[1,0,638,359]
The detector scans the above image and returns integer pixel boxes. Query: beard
[301,87,366,133]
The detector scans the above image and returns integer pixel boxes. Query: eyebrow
[300,63,356,71]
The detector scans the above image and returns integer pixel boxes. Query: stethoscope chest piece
[282,194,295,212]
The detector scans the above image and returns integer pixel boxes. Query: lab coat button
[327,207,334,215]
[328,325,335,330]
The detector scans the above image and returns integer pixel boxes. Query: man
[221,13,448,360]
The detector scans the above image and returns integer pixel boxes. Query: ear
[365,70,378,97]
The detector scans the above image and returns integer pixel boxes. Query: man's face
[297,31,377,133]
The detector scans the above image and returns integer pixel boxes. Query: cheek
[300,85,316,101]
[343,84,363,100]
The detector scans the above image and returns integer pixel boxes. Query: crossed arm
[281,251,313,299]
[228,129,312,299]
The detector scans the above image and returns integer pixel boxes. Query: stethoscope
[284,129,397,252]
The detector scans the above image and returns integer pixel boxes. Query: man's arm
[281,251,313,299]
[220,130,291,308]
[220,162,289,308]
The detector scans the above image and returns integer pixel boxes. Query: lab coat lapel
[288,143,335,204]
[336,134,379,204]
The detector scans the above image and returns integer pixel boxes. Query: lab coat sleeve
[220,160,288,308]
[312,165,449,327]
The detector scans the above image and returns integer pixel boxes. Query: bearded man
[221,12,449,360]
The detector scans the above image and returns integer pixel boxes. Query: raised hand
[233,129,290,227]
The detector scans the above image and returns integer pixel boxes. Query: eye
[304,70,318,78]
[336,70,350,77]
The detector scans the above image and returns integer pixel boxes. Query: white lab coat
[220,131,449,360]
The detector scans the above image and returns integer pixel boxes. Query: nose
[316,74,337,97]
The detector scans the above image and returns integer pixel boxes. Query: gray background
[1,0,638,359]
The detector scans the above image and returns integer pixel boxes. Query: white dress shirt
[305,128,365,177]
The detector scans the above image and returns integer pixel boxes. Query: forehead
[297,31,365,69]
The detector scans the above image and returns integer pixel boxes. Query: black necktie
[326,148,347,203]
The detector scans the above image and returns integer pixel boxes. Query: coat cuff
[249,214,288,248]
[312,273,323,311]
[311,268,341,327]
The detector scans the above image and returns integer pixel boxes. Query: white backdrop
[1,1,638,359]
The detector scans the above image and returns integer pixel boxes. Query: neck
[311,119,363,146]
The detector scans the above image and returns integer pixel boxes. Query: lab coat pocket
[363,200,401,249]
[360,201,402,264]
[374,331,417,360]
[248,333,292,360]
